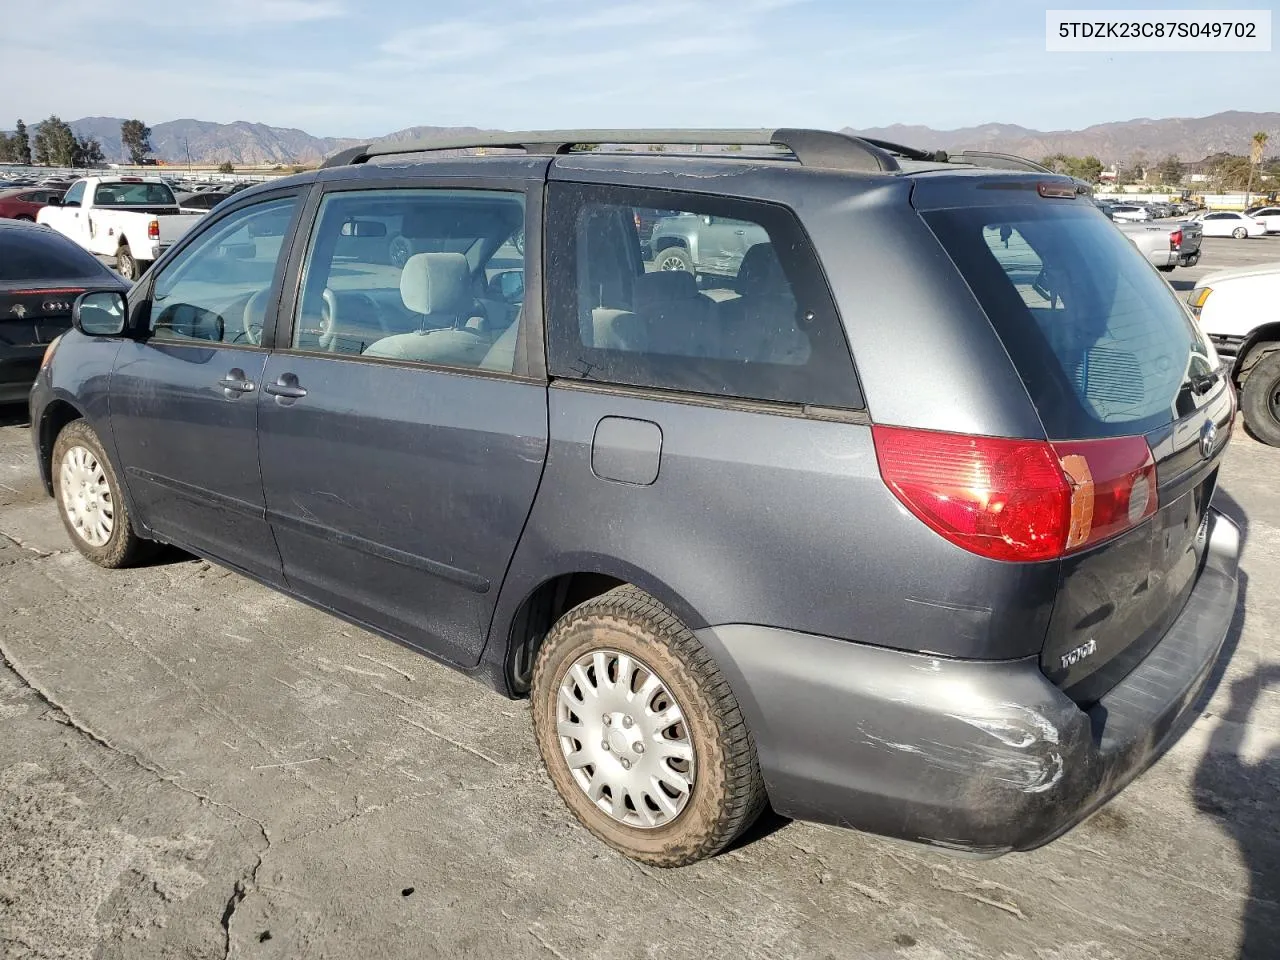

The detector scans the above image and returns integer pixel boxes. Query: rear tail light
[148,219,160,240]
[1170,228,1183,249]
[872,426,1158,563]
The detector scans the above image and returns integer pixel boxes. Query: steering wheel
[317,288,341,351]
[242,289,271,345]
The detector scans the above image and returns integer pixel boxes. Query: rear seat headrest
[400,252,471,315]
[633,270,699,306]
[736,243,788,297]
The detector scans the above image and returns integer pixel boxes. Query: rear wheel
[116,244,139,280]
[1240,348,1280,447]
[654,246,692,274]
[531,585,765,867]
[1232,226,1248,239]
[52,420,153,567]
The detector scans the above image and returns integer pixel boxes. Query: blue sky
[7,0,1276,137]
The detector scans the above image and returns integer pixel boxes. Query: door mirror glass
[488,269,524,303]
[73,291,127,336]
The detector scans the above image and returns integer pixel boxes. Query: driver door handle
[264,373,308,402]
[219,369,256,397]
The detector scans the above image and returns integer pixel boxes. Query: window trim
[135,188,309,350]
[272,177,545,382]
[545,181,864,411]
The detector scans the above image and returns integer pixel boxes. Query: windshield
[924,202,1216,438]
[93,182,176,206]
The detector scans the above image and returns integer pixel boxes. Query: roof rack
[950,151,1054,174]
[856,137,939,163]
[320,128,901,174]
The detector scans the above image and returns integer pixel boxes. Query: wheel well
[651,237,688,255]
[1235,326,1280,383]
[38,400,84,494]
[505,573,628,695]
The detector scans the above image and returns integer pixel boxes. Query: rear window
[93,182,176,206]
[0,229,115,282]
[924,203,1214,438]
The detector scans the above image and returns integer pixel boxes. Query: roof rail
[320,128,901,174]
[951,151,1054,174]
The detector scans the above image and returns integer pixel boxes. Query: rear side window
[0,230,115,282]
[546,183,860,408]
[924,203,1214,438]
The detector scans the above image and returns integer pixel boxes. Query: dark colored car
[29,129,1239,868]
[0,187,65,221]
[0,219,129,404]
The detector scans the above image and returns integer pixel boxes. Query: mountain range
[41,111,1280,166]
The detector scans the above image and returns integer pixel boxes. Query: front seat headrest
[634,270,698,306]
[400,252,471,315]
[735,243,788,297]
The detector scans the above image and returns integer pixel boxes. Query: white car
[1188,261,1280,445]
[1193,211,1267,239]
[1108,203,1152,222]
[1245,205,1280,233]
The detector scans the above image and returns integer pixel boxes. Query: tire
[1240,348,1280,447]
[531,585,766,867]
[654,246,693,274]
[116,244,139,280]
[1232,227,1248,239]
[52,419,153,567]
[1157,265,1175,273]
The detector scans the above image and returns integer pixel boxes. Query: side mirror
[487,269,524,303]
[72,291,127,337]
[45,195,61,207]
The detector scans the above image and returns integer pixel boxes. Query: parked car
[36,176,205,280]
[0,218,129,404]
[30,128,1238,868]
[1109,203,1152,222]
[1189,261,1280,445]
[0,187,65,221]
[1117,219,1202,272]
[648,212,770,278]
[1193,211,1266,239]
[1243,205,1280,233]
[174,190,230,214]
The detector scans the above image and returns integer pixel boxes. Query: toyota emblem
[1199,420,1217,460]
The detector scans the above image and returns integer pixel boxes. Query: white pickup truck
[36,177,204,280]
[1189,261,1280,446]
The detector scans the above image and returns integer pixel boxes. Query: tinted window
[292,189,525,373]
[546,183,859,408]
[924,203,1215,438]
[0,228,116,282]
[93,182,176,206]
[62,182,85,207]
[150,196,298,345]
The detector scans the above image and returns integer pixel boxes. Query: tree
[32,116,78,166]
[74,136,104,167]
[14,119,31,164]
[1156,155,1183,186]
[1245,131,1269,205]
[0,133,14,162]
[120,119,152,165]
[216,160,234,174]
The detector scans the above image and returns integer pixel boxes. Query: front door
[257,184,548,667]
[109,192,304,583]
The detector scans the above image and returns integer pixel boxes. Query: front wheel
[531,586,766,867]
[1241,348,1280,447]
[1232,226,1248,239]
[116,244,140,280]
[52,420,153,567]
[654,246,693,274]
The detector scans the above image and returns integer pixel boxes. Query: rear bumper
[696,509,1240,855]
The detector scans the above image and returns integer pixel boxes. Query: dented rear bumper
[695,510,1240,855]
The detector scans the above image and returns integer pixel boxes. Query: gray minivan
[29,129,1239,867]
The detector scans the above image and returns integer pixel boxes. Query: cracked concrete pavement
[0,405,1277,959]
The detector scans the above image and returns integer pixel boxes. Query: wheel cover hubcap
[555,649,696,829]
[1268,376,1280,422]
[59,445,114,546]
[659,255,685,271]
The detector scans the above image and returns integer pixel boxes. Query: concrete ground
[1,236,1278,960]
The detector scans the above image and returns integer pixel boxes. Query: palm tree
[1245,131,1269,206]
